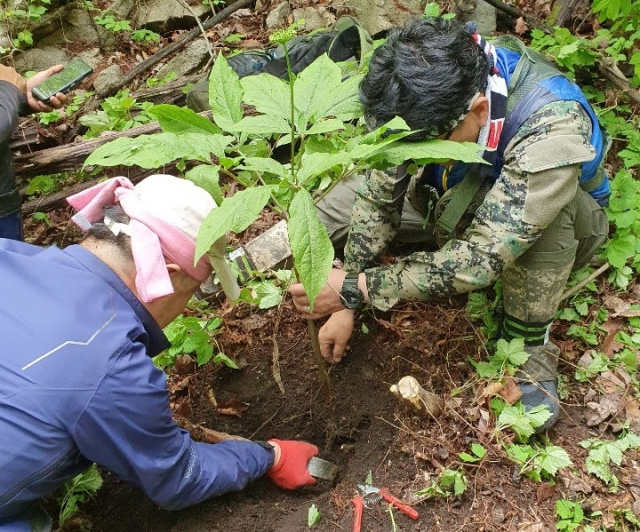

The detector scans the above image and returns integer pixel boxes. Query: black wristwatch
[340,272,364,310]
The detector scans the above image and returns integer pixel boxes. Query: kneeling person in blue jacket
[0,174,317,532]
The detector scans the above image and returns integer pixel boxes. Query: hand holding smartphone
[31,59,93,104]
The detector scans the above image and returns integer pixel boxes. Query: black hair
[82,206,132,256]
[359,17,489,140]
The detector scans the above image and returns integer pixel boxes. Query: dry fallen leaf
[585,394,624,426]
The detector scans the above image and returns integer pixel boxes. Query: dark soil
[64,297,595,532]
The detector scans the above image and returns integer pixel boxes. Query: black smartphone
[31,59,93,103]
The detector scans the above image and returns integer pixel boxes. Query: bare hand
[289,268,348,319]
[26,65,67,113]
[319,309,355,363]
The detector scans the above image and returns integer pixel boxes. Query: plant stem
[306,318,333,399]
[283,46,296,182]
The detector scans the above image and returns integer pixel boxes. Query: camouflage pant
[316,175,608,380]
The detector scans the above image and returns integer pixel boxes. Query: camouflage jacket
[345,100,597,311]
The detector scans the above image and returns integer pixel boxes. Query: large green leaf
[314,73,363,121]
[84,132,233,168]
[184,165,223,205]
[209,54,244,126]
[296,151,350,184]
[240,157,288,178]
[240,73,291,120]
[294,54,338,123]
[150,104,220,134]
[305,118,345,135]
[225,115,291,135]
[195,186,273,261]
[362,139,487,166]
[288,188,334,307]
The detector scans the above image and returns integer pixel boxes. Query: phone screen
[32,59,93,101]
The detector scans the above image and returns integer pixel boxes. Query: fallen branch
[479,0,547,31]
[98,0,254,98]
[598,58,640,106]
[560,262,610,302]
[14,111,212,182]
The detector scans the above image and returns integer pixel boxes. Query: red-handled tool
[352,495,364,532]
[357,484,419,520]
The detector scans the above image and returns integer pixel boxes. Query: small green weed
[94,13,132,33]
[495,402,552,441]
[416,468,467,498]
[580,431,640,491]
[471,337,529,380]
[57,464,103,528]
[503,440,573,481]
[79,90,155,138]
[556,500,586,532]
[458,442,487,463]
[307,504,321,527]
[156,314,238,369]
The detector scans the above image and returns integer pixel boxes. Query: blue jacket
[0,239,274,531]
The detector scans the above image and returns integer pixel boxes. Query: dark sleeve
[0,81,24,145]
[72,340,275,510]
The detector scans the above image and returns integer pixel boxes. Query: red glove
[266,439,318,490]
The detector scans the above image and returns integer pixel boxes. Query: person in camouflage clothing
[290,17,609,431]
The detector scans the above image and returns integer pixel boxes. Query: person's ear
[470,95,490,128]
[167,263,200,292]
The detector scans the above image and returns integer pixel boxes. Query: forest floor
[14,1,640,531]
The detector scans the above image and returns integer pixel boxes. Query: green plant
[238,270,293,309]
[495,402,552,441]
[79,90,155,138]
[307,504,321,527]
[224,33,243,44]
[94,13,132,33]
[57,464,103,527]
[31,211,51,226]
[131,28,160,43]
[38,110,63,125]
[83,26,487,394]
[574,351,611,383]
[25,174,59,197]
[0,0,49,53]
[556,500,586,532]
[458,442,487,463]
[155,314,238,369]
[504,440,573,481]
[580,431,640,490]
[416,468,467,498]
[146,72,177,88]
[471,337,529,380]
[465,280,502,340]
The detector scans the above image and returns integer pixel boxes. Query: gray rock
[38,9,100,46]
[13,46,70,74]
[454,0,497,35]
[265,2,291,29]
[335,0,427,36]
[92,63,124,94]
[110,0,138,19]
[134,0,210,32]
[157,38,212,78]
[292,7,335,32]
[75,48,103,70]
